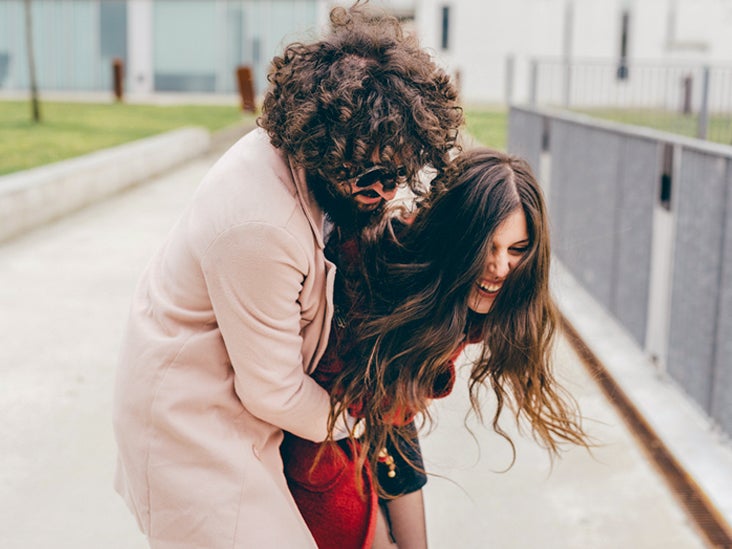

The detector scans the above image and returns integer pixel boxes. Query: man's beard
[308,173,386,235]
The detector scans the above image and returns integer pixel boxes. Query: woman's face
[468,208,529,314]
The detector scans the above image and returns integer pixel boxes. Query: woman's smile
[475,279,502,296]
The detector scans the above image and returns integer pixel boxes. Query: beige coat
[113,128,339,548]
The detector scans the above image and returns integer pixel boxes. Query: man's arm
[201,221,339,442]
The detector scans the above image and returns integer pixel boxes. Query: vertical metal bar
[504,54,514,107]
[645,142,679,375]
[698,65,710,140]
[529,58,538,107]
[562,0,574,108]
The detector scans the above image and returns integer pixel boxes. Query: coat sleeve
[200,221,334,443]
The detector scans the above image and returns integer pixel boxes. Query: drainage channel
[561,317,732,549]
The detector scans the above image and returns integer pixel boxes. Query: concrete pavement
[0,143,717,548]
[0,152,217,548]
[422,337,708,548]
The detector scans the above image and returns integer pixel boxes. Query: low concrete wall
[0,126,211,243]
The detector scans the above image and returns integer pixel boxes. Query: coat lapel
[289,161,325,249]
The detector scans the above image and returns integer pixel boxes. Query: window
[100,0,127,62]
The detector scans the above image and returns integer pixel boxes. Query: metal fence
[527,59,732,146]
[508,105,732,439]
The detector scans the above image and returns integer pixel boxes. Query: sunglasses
[352,165,409,190]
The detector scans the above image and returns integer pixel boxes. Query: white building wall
[2,0,730,103]
[127,0,153,94]
[409,0,732,105]
[415,0,569,105]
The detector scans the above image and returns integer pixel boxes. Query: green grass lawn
[464,106,732,149]
[463,107,508,150]
[3,100,726,176]
[0,100,509,176]
[576,108,732,145]
[0,100,254,175]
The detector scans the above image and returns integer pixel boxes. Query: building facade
[1,0,731,104]
[0,0,323,98]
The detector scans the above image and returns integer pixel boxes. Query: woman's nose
[488,252,511,278]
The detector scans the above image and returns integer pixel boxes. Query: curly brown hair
[258,3,463,193]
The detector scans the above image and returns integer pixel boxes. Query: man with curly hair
[113,3,462,548]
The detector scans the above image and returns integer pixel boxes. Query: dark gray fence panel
[547,120,656,347]
[549,120,622,312]
[509,105,732,439]
[506,108,543,174]
[611,138,658,346]
[711,161,732,433]
[668,150,729,412]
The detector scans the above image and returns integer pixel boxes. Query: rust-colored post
[113,58,124,102]
[235,65,256,113]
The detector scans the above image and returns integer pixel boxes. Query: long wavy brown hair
[258,2,463,199]
[327,148,590,495]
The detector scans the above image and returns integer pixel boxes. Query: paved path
[422,343,707,548]
[0,151,709,548]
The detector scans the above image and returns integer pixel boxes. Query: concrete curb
[551,260,732,541]
[0,126,211,243]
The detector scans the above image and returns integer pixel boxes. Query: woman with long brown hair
[282,148,590,548]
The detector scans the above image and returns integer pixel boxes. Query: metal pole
[529,58,538,107]
[697,65,710,140]
[504,54,515,107]
[562,0,574,108]
[24,0,41,122]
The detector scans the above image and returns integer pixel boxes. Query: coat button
[252,444,261,460]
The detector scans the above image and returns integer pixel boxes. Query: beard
[307,173,386,235]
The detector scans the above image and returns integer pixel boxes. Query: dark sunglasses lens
[356,169,394,188]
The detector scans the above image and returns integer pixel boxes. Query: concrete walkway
[422,340,707,548]
[0,147,713,548]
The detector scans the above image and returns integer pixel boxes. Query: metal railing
[526,58,732,145]
[508,105,732,440]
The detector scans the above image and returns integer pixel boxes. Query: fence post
[681,74,693,115]
[562,62,572,108]
[562,0,574,108]
[529,59,538,107]
[504,55,515,106]
[112,58,124,102]
[235,65,256,113]
[697,65,710,139]
[645,143,678,375]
